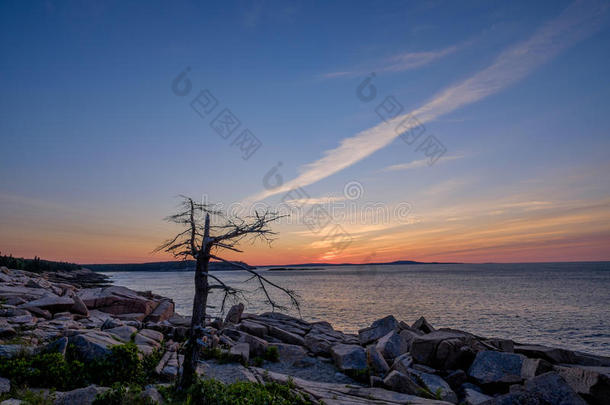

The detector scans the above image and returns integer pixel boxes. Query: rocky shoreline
[1,265,609,404]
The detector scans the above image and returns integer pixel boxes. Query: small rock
[410,330,478,370]
[366,345,390,376]
[485,338,514,353]
[53,312,73,319]
[0,326,16,338]
[115,313,147,322]
[25,306,52,320]
[134,333,161,348]
[514,344,578,365]
[554,364,610,404]
[0,399,23,405]
[330,344,367,373]
[224,303,244,324]
[468,350,526,385]
[69,331,119,361]
[412,316,435,334]
[140,386,164,404]
[101,318,123,330]
[197,361,257,384]
[0,344,34,359]
[407,368,458,404]
[43,337,69,356]
[382,370,422,395]
[445,369,467,390]
[139,328,164,344]
[25,278,51,289]
[370,375,384,387]
[105,325,138,342]
[463,388,492,405]
[21,295,74,313]
[0,377,10,394]
[238,320,268,338]
[54,385,110,405]
[390,353,414,375]
[268,325,305,346]
[358,315,398,346]
[521,357,553,379]
[7,314,34,325]
[168,313,191,327]
[303,322,358,356]
[413,364,437,374]
[479,391,548,405]
[70,294,90,317]
[229,342,250,364]
[147,300,174,323]
[524,372,586,405]
[222,329,268,357]
[273,342,307,365]
[376,330,409,361]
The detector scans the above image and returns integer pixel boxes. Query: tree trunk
[180,214,210,389]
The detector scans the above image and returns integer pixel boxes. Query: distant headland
[85,259,461,272]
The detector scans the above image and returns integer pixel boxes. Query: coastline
[101,262,610,357]
[1,265,609,404]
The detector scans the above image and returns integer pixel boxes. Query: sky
[1,0,610,265]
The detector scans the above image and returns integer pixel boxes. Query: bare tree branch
[155,196,297,390]
[209,253,300,315]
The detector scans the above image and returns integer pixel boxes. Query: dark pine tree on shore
[155,196,299,389]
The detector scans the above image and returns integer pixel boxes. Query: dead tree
[155,196,299,389]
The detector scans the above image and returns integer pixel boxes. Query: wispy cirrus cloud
[282,196,345,206]
[381,155,464,172]
[319,71,355,79]
[380,44,462,72]
[321,42,464,79]
[251,0,608,203]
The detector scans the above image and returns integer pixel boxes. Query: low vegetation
[0,341,308,404]
[0,342,163,392]
[0,252,81,273]
[158,378,313,405]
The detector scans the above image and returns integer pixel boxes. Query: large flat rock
[468,351,526,385]
[255,368,453,404]
[78,286,158,316]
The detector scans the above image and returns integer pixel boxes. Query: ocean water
[103,262,610,356]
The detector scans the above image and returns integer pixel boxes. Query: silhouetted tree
[155,196,299,389]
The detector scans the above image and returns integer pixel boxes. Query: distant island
[85,259,460,272]
[266,259,460,268]
[85,260,255,272]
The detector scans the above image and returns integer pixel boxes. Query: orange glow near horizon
[3,195,609,266]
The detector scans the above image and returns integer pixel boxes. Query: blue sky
[1,0,609,264]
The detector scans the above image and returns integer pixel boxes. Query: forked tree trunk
[180,215,210,389]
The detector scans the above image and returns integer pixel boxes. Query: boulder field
[1,265,609,405]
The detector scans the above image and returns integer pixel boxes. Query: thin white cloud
[283,196,345,206]
[380,44,462,72]
[319,71,354,79]
[249,0,608,202]
[381,155,464,172]
[322,43,463,79]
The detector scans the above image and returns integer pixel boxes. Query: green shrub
[163,378,313,405]
[0,342,164,392]
[251,356,264,367]
[86,342,144,386]
[264,346,279,362]
[201,347,231,364]
[0,388,56,405]
[344,367,370,383]
[0,352,85,390]
[92,383,157,405]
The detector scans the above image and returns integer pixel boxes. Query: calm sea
[103,262,610,356]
